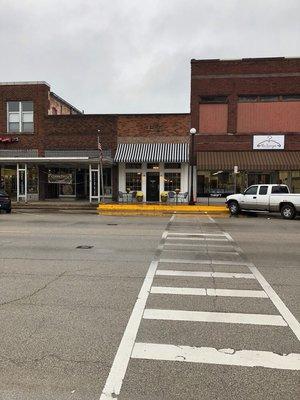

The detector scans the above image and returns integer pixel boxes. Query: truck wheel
[281,204,296,220]
[228,201,240,216]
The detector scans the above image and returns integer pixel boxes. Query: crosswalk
[100,214,300,400]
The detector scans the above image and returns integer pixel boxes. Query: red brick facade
[0,83,190,156]
[191,57,300,150]
[0,82,49,154]
[117,114,190,143]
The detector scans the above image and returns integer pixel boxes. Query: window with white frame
[7,101,34,132]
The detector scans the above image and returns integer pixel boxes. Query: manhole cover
[76,245,94,249]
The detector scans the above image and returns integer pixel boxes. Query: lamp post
[189,127,197,205]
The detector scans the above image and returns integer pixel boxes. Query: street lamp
[189,127,197,205]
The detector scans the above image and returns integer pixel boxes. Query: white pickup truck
[226,184,300,219]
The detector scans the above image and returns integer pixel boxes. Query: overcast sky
[1,0,299,114]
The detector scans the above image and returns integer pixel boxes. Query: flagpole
[97,130,105,203]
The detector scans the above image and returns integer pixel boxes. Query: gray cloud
[0,0,299,113]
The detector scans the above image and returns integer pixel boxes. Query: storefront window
[125,163,142,169]
[126,172,142,191]
[164,163,181,169]
[0,166,17,198]
[291,171,300,193]
[103,168,112,195]
[164,173,181,191]
[27,165,38,194]
[197,171,246,197]
[147,163,159,170]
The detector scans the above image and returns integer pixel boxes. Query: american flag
[97,136,103,160]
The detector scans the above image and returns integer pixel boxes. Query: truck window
[259,186,268,195]
[271,186,289,194]
[244,186,258,195]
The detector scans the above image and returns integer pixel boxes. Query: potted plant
[161,191,168,202]
[136,191,143,202]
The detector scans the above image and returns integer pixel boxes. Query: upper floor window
[7,101,34,132]
[200,96,227,103]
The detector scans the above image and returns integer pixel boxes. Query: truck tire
[228,201,240,216]
[281,204,296,220]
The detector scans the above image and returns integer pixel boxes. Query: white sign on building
[253,135,285,150]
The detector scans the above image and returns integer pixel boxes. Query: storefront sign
[253,135,285,150]
[48,173,73,184]
[0,137,19,143]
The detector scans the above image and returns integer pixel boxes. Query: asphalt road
[0,211,299,399]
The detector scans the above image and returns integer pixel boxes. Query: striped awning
[114,143,189,163]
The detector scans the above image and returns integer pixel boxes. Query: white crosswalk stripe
[100,214,300,400]
[151,286,268,298]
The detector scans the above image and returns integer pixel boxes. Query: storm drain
[76,245,94,249]
[107,223,118,226]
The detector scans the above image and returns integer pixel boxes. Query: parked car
[0,190,12,213]
[226,184,300,219]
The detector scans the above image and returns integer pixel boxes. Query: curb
[97,204,228,215]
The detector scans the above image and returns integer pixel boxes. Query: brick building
[1,57,299,204]
[0,82,190,203]
[191,57,300,196]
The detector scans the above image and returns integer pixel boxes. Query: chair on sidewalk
[178,191,188,202]
[118,191,124,203]
[168,191,175,203]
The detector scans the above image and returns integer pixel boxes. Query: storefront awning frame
[197,151,300,171]
[0,157,113,166]
[114,143,189,163]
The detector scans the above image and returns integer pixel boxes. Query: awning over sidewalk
[197,151,300,171]
[114,143,189,163]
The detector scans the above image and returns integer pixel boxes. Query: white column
[89,164,100,203]
[17,163,27,202]
[118,163,126,192]
[141,163,147,201]
[181,163,189,193]
[159,162,165,202]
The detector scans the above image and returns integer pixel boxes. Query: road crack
[0,271,67,307]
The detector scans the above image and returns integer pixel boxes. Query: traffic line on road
[151,286,268,298]
[167,232,226,237]
[224,230,300,342]
[166,237,228,241]
[162,248,239,255]
[164,243,234,248]
[143,309,287,326]
[159,258,250,266]
[156,269,255,279]
[249,263,300,341]
[132,343,300,370]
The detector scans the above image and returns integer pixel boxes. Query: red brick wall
[199,104,228,134]
[237,102,300,133]
[44,115,118,152]
[191,58,300,134]
[117,114,190,143]
[0,83,49,154]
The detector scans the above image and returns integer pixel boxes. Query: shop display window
[125,172,142,191]
[164,173,181,191]
[164,163,181,169]
[27,166,38,194]
[125,163,142,169]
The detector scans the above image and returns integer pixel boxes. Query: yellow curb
[97,204,228,214]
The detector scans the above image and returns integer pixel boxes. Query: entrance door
[146,172,159,202]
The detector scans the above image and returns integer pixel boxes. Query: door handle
[253,196,257,199]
